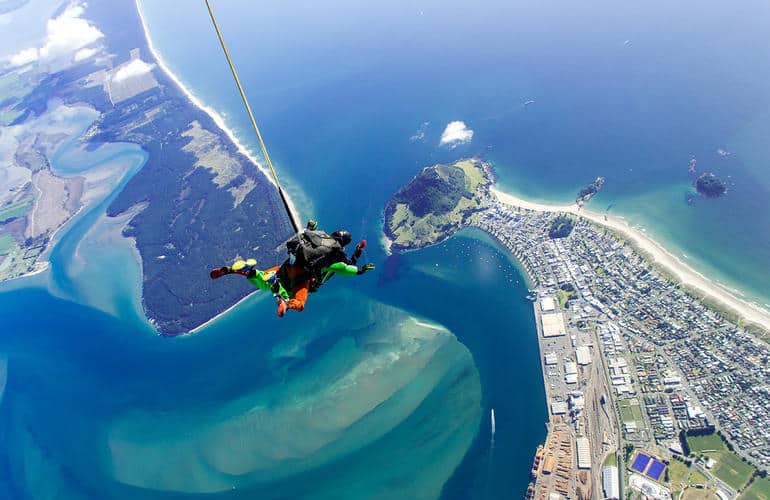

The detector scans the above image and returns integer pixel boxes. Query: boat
[491,408,496,436]
[530,445,544,478]
[525,483,535,499]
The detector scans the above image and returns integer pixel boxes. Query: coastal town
[473,197,770,499]
[383,158,770,499]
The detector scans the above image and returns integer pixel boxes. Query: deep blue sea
[140,0,770,307]
[1,0,769,498]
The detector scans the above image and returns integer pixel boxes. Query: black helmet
[331,230,352,247]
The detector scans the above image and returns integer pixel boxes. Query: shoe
[276,299,288,317]
[232,258,257,276]
[288,299,304,312]
[210,266,231,279]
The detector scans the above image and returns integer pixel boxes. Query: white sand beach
[134,0,303,225]
[491,187,770,330]
[132,0,310,333]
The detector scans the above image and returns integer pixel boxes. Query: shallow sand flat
[106,301,481,496]
[492,187,770,329]
[63,202,146,319]
[26,168,83,239]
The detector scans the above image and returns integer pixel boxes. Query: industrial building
[602,465,620,499]
[564,361,578,384]
[575,436,591,469]
[551,401,567,415]
[575,345,591,365]
[541,312,567,338]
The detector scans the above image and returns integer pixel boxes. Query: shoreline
[1,261,50,287]
[491,187,770,330]
[133,3,766,333]
[187,290,265,335]
[133,0,304,333]
[134,0,303,225]
[459,226,538,291]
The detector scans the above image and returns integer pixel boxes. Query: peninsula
[383,158,494,251]
[0,0,294,334]
[384,159,770,498]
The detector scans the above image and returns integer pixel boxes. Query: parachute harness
[204,0,301,234]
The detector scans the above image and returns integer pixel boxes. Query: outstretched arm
[326,261,359,277]
[325,261,375,277]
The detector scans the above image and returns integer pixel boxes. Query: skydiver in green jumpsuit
[210,224,374,317]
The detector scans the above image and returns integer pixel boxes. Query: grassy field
[669,459,718,498]
[0,197,33,223]
[687,433,725,453]
[457,158,486,188]
[686,432,756,491]
[557,289,576,308]
[603,451,617,468]
[741,477,770,500]
[0,235,16,255]
[682,489,718,500]
[668,459,690,492]
[690,469,710,486]
[710,451,755,491]
[618,399,644,427]
[669,461,708,487]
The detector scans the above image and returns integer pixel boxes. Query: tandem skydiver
[210,221,375,317]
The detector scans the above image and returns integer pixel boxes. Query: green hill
[384,159,493,251]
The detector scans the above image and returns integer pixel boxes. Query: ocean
[1,0,769,497]
[138,0,770,307]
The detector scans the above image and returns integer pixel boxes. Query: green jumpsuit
[246,261,359,302]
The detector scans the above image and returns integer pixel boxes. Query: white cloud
[9,47,39,66]
[74,47,97,62]
[112,59,155,83]
[6,2,103,68]
[439,121,473,146]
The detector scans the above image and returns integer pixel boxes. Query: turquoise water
[0,212,543,498]
[0,43,545,497]
[0,121,544,497]
[3,0,770,497]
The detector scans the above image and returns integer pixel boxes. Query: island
[694,172,727,198]
[0,0,294,334]
[384,158,770,499]
[576,176,605,206]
